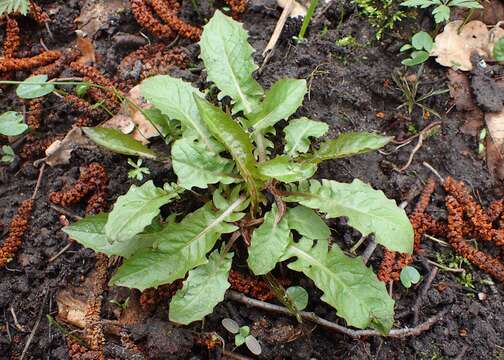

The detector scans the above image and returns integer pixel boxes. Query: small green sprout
[400,266,421,288]
[109,296,130,311]
[221,318,262,355]
[400,31,433,66]
[127,158,150,181]
[1,145,15,163]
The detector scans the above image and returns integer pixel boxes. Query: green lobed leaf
[402,51,430,66]
[448,0,482,8]
[63,213,159,258]
[400,266,421,288]
[247,204,291,275]
[285,205,330,240]
[140,76,214,149]
[308,132,392,163]
[400,0,434,6]
[0,111,28,136]
[281,237,394,333]
[169,250,233,324]
[83,127,159,159]
[199,10,263,114]
[172,136,239,189]
[105,180,182,243]
[257,155,317,183]
[411,31,433,51]
[283,179,414,253]
[284,117,328,157]
[110,202,239,290]
[0,0,29,15]
[432,4,450,23]
[195,95,261,208]
[248,79,307,133]
[493,37,504,62]
[16,75,55,99]
[286,286,309,311]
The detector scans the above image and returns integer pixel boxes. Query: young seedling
[1,145,15,163]
[393,65,448,117]
[221,318,262,355]
[400,31,433,66]
[127,158,150,181]
[400,266,421,288]
[63,11,414,334]
[400,0,482,24]
[0,111,28,136]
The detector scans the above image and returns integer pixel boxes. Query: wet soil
[1,1,503,359]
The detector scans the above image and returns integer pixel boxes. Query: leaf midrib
[289,244,371,315]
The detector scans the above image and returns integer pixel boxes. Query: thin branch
[226,290,447,338]
[413,267,438,325]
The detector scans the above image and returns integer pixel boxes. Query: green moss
[351,0,408,39]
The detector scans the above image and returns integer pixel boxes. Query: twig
[261,0,294,69]
[423,162,444,183]
[48,242,73,262]
[392,134,424,172]
[391,121,441,145]
[413,267,438,325]
[226,290,447,338]
[20,289,48,360]
[49,204,82,220]
[9,306,26,332]
[223,350,253,360]
[31,163,45,200]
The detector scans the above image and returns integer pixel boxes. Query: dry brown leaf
[485,110,504,180]
[75,0,128,39]
[446,69,484,135]
[76,36,96,64]
[40,128,94,167]
[56,289,88,328]
[451,0,504,26]
[431,20,490,71]
[102,85,158,144]
[447,69,475,111]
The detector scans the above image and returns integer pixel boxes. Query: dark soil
[1,1,503,359]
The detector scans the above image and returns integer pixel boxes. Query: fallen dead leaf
[40,127,95,167]
[485,110,504,180]
[447,69,484,135]
[75,0,128,39]
[102,85,158,144]
[431,20,490,71]
[76,36,96,64]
